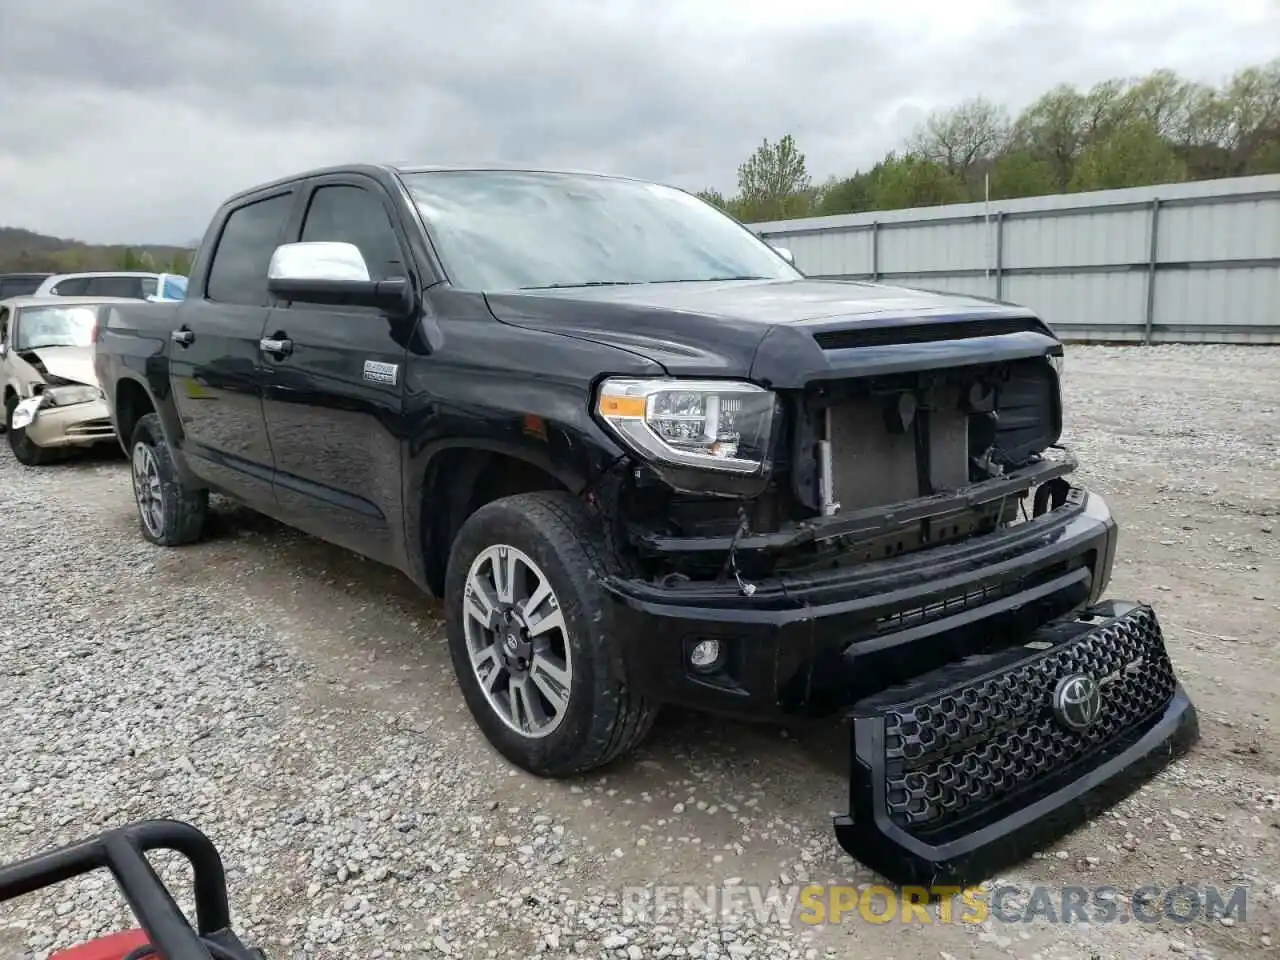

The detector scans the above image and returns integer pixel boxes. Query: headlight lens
[1049,352,1064,378]
[42,384,102,406]
[595,377,777,474]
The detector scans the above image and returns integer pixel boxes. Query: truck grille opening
[812,316,1050,350]
[813,357,1061,514]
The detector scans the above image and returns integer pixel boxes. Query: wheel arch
[113,375,156,452]
[412,438,597,599]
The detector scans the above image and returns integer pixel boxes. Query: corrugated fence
[749,174,1280,344]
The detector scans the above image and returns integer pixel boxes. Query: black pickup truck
[94,163,1198,885]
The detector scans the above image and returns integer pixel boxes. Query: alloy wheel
[462,543,573,738]
[132,442,165,538]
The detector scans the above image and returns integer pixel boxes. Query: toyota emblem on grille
[1052,673,1103,732]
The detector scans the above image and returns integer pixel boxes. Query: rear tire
[5,395,60,466]
[444,491,658,777]
[129,412,208,546]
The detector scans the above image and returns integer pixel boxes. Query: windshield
[399,170,801,291]
[15,305,98,350]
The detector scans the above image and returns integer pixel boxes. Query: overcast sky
[1,0,1277,245]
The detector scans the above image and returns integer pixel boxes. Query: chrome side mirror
[266,241,411,316]
[770,244,795,265]
[268,241,372,283]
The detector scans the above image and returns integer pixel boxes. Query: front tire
[5,395,59,466]
[129,412,208,546]
[444,491,657,777]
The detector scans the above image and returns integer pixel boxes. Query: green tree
[814,173,875,215]
[1219,58,1280,174]
[1069,120,1186,191]
[116,247,157,270]
[988,149,1058,199]
[867,153,967,210]
[1245,134,1280,174]
[908,97,1010,185]
[734,134,812,222]
[694,188,730,211]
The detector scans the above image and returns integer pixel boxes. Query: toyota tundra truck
[92,163,1199,885]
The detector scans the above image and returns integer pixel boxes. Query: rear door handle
[259,337,293,358]
[171,328,194,346]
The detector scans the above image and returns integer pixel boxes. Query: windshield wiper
[644,276,773,283]
[521,281,641,289]
[521,276,773,290]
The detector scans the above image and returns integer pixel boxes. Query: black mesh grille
[881,607,1177,834]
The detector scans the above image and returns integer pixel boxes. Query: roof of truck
[223,162,647,204]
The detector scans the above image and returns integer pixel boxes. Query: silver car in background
[0,296,133,464]
[31,271,188,302]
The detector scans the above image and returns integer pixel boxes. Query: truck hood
[21,345,99,387]
[484,278,1061,388]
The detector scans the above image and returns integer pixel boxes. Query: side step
[834,600,1200,886]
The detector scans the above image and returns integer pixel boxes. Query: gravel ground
[1,344,1278,960]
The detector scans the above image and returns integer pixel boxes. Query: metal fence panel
[749,174,1280,344]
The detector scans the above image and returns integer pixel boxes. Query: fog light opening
[689,638,725,673]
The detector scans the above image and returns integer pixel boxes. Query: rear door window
[50,278,89,295]
[86,276,146,298]
[206,193,294,306]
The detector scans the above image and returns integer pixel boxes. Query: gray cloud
[1,0,1276,244]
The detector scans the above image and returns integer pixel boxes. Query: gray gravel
[1,344,1278,960]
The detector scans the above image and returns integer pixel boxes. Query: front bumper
[24,397,116,448]
[604,490,1118,721]
[834,600,1198,886]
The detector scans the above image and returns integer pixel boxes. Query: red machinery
[0,820,261,960]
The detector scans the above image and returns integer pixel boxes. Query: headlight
[595,377,778,474]
[42,384,102,406]
[1049,352,1064,377]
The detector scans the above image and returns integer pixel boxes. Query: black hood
[483,278,1059,387]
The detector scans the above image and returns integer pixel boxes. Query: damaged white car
[0,296,129,465]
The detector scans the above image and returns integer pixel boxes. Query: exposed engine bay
[612,355,1072,585]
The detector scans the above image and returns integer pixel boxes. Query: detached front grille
[856,603,1177,837]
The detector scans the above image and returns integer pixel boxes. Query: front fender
[396,310,658,594]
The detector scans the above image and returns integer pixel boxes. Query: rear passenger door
[259,176,410,563]
[169,190,296,507]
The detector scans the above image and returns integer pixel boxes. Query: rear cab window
[206,193,295,306]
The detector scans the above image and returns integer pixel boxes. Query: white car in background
[32,271,188,302]
[0,295,133,464]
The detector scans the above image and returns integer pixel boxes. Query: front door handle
[259,337,293,358]
[171,328,194,347]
